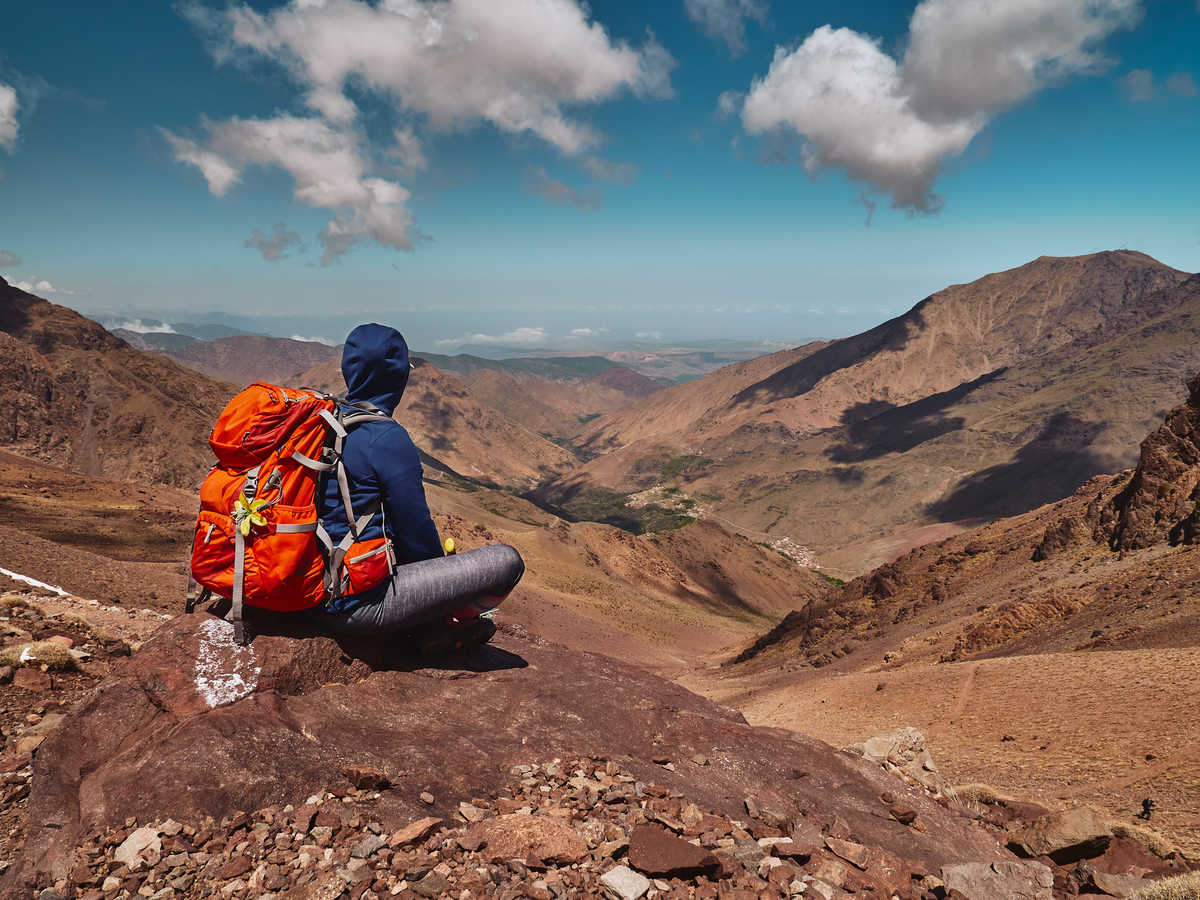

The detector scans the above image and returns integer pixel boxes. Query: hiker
[307,323,524,650]
[190,322,524,653]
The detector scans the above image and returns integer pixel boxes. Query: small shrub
[0,595,38,613]
[0,640,78,671]
[1110,821,1181,860]
[1129,872,1200,900]
[576,413,601,425]
[818,572,845,586]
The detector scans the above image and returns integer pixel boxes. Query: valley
[4,252,1200,893]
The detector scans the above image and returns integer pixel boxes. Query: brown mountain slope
[0,444,826,671]
[147,334,341,386]
[546,253,1198,575]
[0,278,231,488]
[577,341,830,455]
[694,373,1200,856]
[297,357,579,491]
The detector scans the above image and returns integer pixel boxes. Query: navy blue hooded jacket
[318,323,443,612]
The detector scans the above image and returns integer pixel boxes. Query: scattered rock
[112,826,160,869]
[389,817,443,847]
[340,764,390,791]
[627,824,722,878]
[411,870,449,897]
[599,864,651,900]
[825,837,870,870]
[466,813,588,867]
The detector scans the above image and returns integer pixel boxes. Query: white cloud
[570,327,609,337]
[289,334,335,345]
[109,318,177,334]
[742,0,1141,211]
[0,250,20,267]
[5,276,75,296]
[165,116,413,264]
[582,156,639,186]
[245,223,302,261]
[684,0,768,56]
[437,326,552,347]
[160,129,240,195]
[635,330,663,341]
[0,83,18,150]
[1120,68,1155,101]
[172,0,673,261]
[1166,72,1198,97]
[203,0,673,153]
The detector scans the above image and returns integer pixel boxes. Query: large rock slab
[7,614,1015,891]
[941,860,1054,899]
[1007,806,1112,864]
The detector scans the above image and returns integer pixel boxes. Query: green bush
[661,455,712,480]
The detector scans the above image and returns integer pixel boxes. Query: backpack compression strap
[226,463,317,644]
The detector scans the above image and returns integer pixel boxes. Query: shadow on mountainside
[728,303,927,407]
[825,368,1007,463]
[927,412,1109,523]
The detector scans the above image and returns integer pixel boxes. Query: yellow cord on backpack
[443,537,456,556]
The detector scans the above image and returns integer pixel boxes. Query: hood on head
[341,323,411,415]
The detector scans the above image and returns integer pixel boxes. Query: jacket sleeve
[367,424,443,564]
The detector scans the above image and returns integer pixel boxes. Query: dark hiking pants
[307,543,524,636]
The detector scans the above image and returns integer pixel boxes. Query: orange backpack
[188,382,395,641]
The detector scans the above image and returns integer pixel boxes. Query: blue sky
[1,0,1198,350]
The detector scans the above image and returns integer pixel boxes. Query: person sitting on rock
[306,323,524,654]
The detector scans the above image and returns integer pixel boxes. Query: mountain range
[539,251,1200,574]
[4,250,1200,876]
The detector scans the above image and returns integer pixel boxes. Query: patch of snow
[0,567,69,596]
[194,618,261,708]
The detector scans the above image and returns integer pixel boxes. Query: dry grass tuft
[57,612,109,642]
[0,595,41,615]
[1129,872,1200,900]
[0,640,78,671]
[1110,821,1182,860]
[953,783,1020,806]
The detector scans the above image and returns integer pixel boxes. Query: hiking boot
[416,615,497,659]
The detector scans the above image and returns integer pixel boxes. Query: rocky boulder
[8,613,1016,892]
[1101,370,1200,550]
[1007,806,1112,864]
[844,727,957,803]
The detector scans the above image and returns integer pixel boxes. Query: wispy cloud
[244,223,302,261]
[0,83,18,150]
[1120,68,1155,101]
[526,167,601,210]
[0,250,20,267]
[436,326,551,347]
[1167,72,1198,97]
[684,0,768,56]
[741,0,1142,212]
[582,156,639,186]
